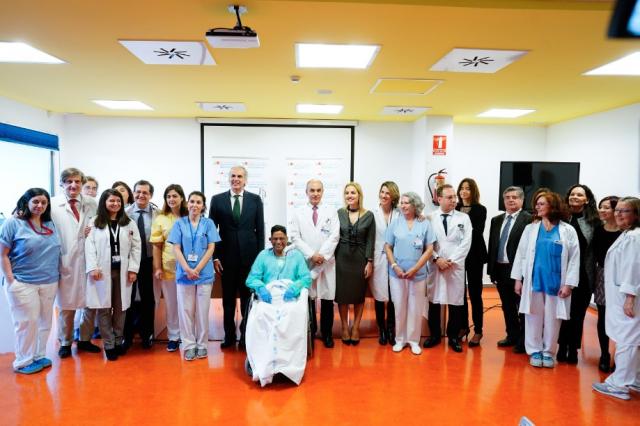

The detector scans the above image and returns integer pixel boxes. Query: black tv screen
[609,0,640,38]
[498,161,580,211]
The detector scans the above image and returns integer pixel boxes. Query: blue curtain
[0,122,59,151]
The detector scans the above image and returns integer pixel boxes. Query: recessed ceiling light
[584,52,640,76]
[92,100,153,111]
[477,108,535,118]
[198,102,246,112]
[295,43,379,69]
[296,104,344,114]
[0,42,65,64]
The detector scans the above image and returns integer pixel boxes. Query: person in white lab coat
[424,184,472,353]
[85,189,141,361]
[512,191,580,369]
[289,179,339,348]
[592,197,640,401]
[50,167,100,358]
[371,181,401,346]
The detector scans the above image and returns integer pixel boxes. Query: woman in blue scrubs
[0,188,61,374]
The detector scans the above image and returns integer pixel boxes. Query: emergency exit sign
[433,135,447,155]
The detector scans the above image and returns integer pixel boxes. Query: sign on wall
[433,135,447,156]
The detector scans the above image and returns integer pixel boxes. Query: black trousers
[596,304,609,357]
[494,263,525,344]
[310,299,335,338]
[124,257,155,343]
[462,261,484,334]
[221,262,251,342]
[558,280,592,350]
[428,302,465,340]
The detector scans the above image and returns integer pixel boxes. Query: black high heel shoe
[458,328,470,342]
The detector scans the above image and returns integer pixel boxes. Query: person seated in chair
[244,225,312,386]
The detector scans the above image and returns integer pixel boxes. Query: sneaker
[542,354,555,368]
[392,342,405,352]
[628,381,640,392]
[167,340,180,352]
[196,348,208,359]
[14,362,44,375]
[34,357,52,369]
[592,382,631,400]
[409,342,422,355]
[184,348,197,361]
[529,352,543,368]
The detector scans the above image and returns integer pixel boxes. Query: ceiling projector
[206,5,260,49]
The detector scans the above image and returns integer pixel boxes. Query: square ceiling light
[295,43,380,69]
[0,41,65,64]
[584,52,640,76]
[198,102,246,112]
[430,48,527,73]
[296,104,343,114]
[381,106,430,116]
[119,40,215,65]
[370,79,443,95]
[92,100,153,111]
[477,108,535,118]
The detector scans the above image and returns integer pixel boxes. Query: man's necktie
[233,195,241,223]
[497,215,513,263]
[69,199,80,221]
[312,205,318,226]
[137,211,147,258]
[441,214,448,235]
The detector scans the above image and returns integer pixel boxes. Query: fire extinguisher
[427,169,447,206]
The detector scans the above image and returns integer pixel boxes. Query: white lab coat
[426,209,472,306]
[371,206,400,302]
[50,194,97,310]
[245,282,309,387]
[289,203,339,300]
[511,221,580,320]
[604,228,640,345]
[84,221,141,310]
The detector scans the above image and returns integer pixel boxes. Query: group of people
[0,166,638,400]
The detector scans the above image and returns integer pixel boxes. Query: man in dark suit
[209,165,264,349]
[487,186,532,353]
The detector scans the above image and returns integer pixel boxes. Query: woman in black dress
[456,178,488,347]
[335,182,375,345]
[558,183,599,364]
[592,196,621,372]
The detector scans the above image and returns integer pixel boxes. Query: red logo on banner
[433,135,447,156]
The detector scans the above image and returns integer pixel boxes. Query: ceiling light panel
[0,42,65,64]
[584,52,640,76]
[430,48,527,73]
[477,108,535,118]
[370,79,443,95]
[296,43,380,69]
[297,104,344,114]
[119,40,215,65]
[381,106,430,116]
[93,100,153,110]
[198,102,246,112]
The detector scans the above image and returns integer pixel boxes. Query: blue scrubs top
[0,217,61,284]
[167,216,221,285]
[385,216,436,280]
[532,225,562,295]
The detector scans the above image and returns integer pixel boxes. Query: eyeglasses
[614,208,634,214]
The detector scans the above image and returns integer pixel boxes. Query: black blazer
[209,190,265,268]
[456,203,488,265]
[486,210,532,281]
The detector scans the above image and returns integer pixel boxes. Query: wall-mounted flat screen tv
[498,161,580,211]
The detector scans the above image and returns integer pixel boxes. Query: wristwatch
[432,255,439,263]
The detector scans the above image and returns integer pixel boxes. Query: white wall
[546,103,640,199]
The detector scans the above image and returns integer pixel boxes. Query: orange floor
[0,288,637,426]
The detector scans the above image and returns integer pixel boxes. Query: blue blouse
[167,216,221,285]
[385,216,436,280]
[0,217,61,284]
[532,225,562,295]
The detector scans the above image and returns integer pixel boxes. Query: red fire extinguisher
[427,169,447,206]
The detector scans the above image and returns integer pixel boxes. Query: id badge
[111,255,121,263]
[413,238,423,250]
[187,253,198,262]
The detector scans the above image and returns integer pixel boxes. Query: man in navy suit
[487,186,532,353]
[209,165,265,349]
